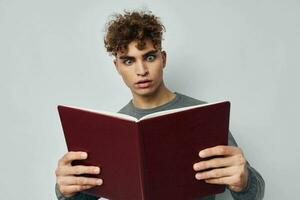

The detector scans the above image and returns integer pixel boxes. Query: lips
[136,79,151,84]
[135,80,152,88]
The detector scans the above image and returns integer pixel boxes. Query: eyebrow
[118,50,158,60]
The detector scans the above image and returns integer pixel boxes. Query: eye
[123,59,133,66]
[146,55,156,62]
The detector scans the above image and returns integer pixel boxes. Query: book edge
[138,100,230,121]
[57,104,139,122]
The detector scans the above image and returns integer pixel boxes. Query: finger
[59,185,95,196]
[58,165,100,176]
[199,146,242,158]
[195,166,237,180]
[58,151,88,166]
[193,154,242,171]
[204,176,236,185]
[57,176,103,186]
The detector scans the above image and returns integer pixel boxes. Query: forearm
[55,184,99,200]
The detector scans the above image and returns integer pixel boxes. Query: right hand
[55,151,103,197]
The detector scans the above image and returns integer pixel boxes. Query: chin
[133,88,157,97]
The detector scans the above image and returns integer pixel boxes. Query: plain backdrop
[1,0,299,199]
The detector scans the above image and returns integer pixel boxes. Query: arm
[55,151,103,200]
[193,131,265,200]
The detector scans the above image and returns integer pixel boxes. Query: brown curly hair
[104,10,165,56]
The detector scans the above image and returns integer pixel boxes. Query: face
[114,39,167,98]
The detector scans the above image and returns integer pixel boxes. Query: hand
[193,145,248,192]
[55,151,103,197]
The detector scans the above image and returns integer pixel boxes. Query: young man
[55,10,264,200]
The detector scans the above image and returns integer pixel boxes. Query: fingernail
[193,164,198,171]
[94,167,100,174]
[199,151,205,158]
[97,179,103,185]
[195,173,202,180]
[81,152,87,158]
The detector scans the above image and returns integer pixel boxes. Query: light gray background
[0,0,299,199]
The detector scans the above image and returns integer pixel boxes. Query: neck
[131,82,176,109]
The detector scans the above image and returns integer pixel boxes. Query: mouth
[135,80,152,88]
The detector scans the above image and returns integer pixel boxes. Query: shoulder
[117,101,132,114]
[176,92,207,107]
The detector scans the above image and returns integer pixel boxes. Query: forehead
[116,39,157,58]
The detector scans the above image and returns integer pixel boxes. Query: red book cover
[57,101,230,200]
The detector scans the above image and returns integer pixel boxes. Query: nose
[135,60,149,76]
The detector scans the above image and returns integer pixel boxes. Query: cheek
[120,71,135,86]
[152,66,164,80]
[121,75,131,86]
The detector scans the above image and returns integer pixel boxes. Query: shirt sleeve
[227,131,265,200]
[55,184,100,200]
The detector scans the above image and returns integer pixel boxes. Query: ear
[114,59,121,75]
[161,50,167,68]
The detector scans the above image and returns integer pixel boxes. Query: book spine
[135,122,147,200]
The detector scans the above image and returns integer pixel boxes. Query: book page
[138,100,227,121]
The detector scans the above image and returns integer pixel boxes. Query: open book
[57,101,230,200]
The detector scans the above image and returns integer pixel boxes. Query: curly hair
[104,10,165,56]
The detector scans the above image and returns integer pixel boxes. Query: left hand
[193,145,249,192]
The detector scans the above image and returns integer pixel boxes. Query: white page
[138,100,227,121]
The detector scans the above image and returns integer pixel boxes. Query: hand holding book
[55,151,103,197]
[193,145,249,192]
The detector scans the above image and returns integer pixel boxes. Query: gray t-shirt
[56,92,264,200]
